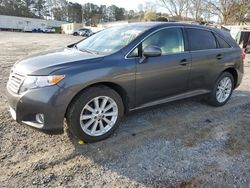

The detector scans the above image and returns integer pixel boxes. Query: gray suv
[6,23,244,142]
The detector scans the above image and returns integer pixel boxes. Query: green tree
[99,5,108,22]
[33,0,47,18]
[82,3,100,25]
[67,2,82,23]
[52,7,65,21]
[0,0,37,18]
[108,5,125,21]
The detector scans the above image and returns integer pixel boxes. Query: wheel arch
[65,82,129,117]
[222,67,238,88]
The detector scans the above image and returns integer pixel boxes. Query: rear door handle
[216,54,224,60]
[179,59,189,66]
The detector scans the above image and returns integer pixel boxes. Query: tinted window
[215,35,231,48]
[142,28,184,55]
[186,28,217,51]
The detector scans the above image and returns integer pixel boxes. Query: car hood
[13,47,104,75]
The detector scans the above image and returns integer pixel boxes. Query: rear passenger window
[186,28,217,51]
[215,35,231,48]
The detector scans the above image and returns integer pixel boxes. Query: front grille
[7,72,25,94]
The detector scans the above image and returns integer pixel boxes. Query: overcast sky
[69,0,160,11]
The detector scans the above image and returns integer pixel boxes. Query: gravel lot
[1,31,250,188]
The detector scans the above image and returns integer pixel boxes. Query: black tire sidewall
[67,87,124,143]
[209,72,234,106]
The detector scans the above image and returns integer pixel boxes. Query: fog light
[35,114,44,124]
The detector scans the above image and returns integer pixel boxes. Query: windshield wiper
[74,45,99,55]
[80,48,99,55]
[80,48,94,54]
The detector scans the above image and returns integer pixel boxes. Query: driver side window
[142,28,184,55]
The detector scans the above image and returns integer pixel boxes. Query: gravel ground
[0,31,250,188]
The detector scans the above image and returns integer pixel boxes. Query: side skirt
[130,89,211,111]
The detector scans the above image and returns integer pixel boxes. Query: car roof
[125,22,232,34]
[107,22,221,32]
[124,22,212,29]
[126,22,239,48]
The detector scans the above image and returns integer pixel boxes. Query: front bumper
[6,85,67,133]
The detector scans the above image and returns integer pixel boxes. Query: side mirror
[140,45,162,63]
[143,45,162,57]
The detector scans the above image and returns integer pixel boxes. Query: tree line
[0,0,249,25]
[0,0,134,25]
[160,0,250,24]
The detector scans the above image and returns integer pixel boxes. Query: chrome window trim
[124,25,232,59]
[185,26,233,49]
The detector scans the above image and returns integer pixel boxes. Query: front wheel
[66,86,124,143]
[208,72,234,106]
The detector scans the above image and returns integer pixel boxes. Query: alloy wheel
[79,96,118,136]
[216,77,232,103]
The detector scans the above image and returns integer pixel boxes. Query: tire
[207,72,234,107]
[66,86,124,143]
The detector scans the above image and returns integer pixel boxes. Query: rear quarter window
[215,34,231,48]
[186,28,217,51]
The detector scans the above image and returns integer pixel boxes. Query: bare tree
[159,0,250,24]
[144,10,157,21]
[205,0,245,24]
[235,0,250,25]
[160,0,188,19]
[189,0,202,21]
[202,2,213,22]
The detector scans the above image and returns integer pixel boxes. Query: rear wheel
[66,86,124,143]
[208,72,234,106]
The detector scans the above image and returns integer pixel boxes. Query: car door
[133,27,192,106]
[185,28,224,91]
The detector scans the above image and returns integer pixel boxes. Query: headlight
[20,75,65,93]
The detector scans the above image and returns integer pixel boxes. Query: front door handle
[216,54,224,60]
[179,59,189,66]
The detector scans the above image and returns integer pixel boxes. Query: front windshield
[76,25,150,55]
